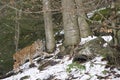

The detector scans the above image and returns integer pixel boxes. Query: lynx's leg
[29,54,36,68]
[29,54,33,65]
[13,62,20,72]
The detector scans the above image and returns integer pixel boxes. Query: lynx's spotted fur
[13,39,44,72]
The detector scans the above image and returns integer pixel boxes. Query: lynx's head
[34,39,45,52]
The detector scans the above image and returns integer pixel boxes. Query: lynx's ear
[36,39,41,43]
[35,39,42,44]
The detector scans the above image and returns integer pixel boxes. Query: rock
[101,46,120,67]
[38,60,59,71]
[73,37,120,67]
[73,37,106,62]
[57,45,75,59]
[20,75,30,80]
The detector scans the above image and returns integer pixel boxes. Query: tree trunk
[43,0,55,53]
[62,0,80,46]
[14,0,21,52]
[110,1,119,47]
[75,0,92,38]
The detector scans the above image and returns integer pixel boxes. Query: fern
[66,62,86,73]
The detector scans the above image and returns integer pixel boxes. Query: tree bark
[43,0,55,53]
[75,0,92,38]
[62,0,80,46]
[14,0,21,52]
[110,1,119,46]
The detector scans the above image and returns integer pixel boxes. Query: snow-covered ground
[2,36,120,80]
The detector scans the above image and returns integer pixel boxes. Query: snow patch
[3,36,120,80]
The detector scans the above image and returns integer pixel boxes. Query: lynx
[13,39,45,72]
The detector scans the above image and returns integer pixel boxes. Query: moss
[90,8,111,21]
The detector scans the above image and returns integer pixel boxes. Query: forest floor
[2,36,120,80]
